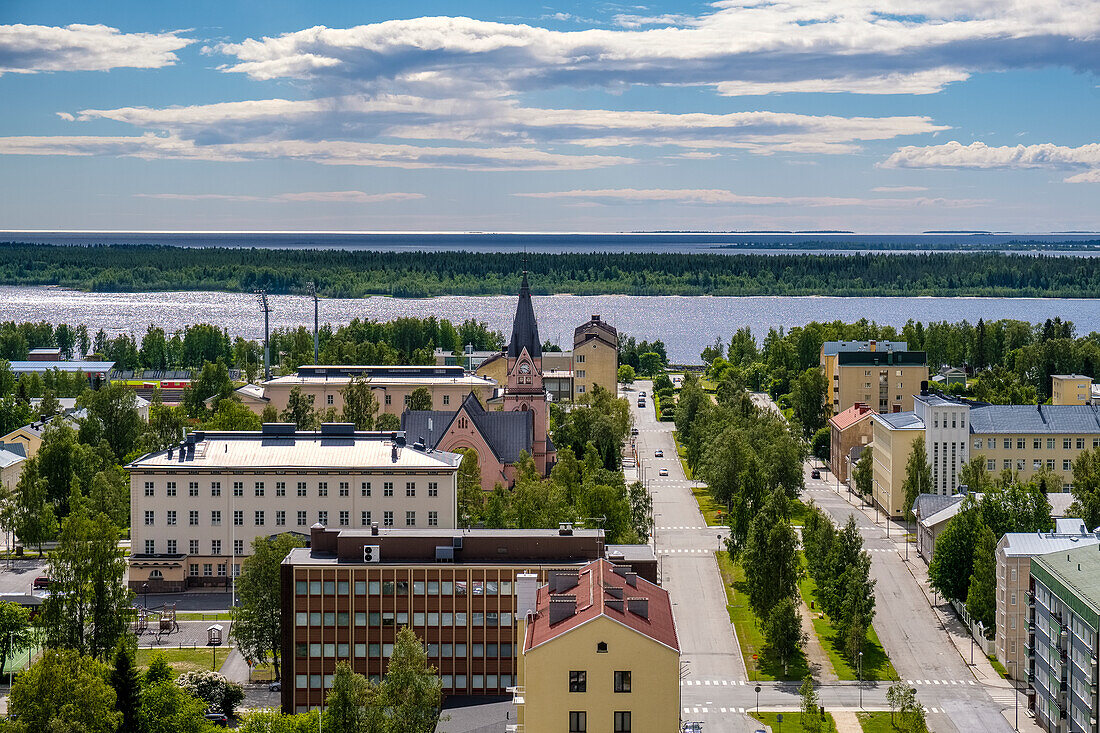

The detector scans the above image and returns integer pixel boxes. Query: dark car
[32,576,50,591]
[654,449,664,457]
[810,469,821,479]
[204,713,229,727]
[268,682,282,692]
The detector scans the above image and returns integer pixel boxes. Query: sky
[1,0,1098,233]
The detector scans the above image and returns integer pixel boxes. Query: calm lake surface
[3,286,1098,363]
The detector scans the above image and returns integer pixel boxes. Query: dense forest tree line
[4,243,1100,297]
[0,316,502,375]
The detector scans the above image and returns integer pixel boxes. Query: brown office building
[280,523,656,713]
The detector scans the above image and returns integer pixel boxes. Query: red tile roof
[828,402,876,432]
[523,558,679,653]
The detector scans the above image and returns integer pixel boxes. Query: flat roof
[1034,545,1100,616]
[969,405,1100,435]
[1053,375,1091,380]
[127,429,462,471]
[8,360,113,373]
[1000,530,1099,557]
[822,340,909,356]
[265,373,493,387]
[873,411,925,430]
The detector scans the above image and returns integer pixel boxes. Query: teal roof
[1033,545,1100,628]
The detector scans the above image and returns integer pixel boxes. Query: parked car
[204,713,229,727]
[32,576,50,591]
[810,469,821,479]
[659,468,669,476]
[640,391,646,397]
[268,682,282,692]
[631,428,639,436]
[654,449,664,457]
[637,400,646,407]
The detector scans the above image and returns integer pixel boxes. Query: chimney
[516,573,539,619]
[626,597,649,619]
[869,340,877,352]
[591,315,601,322]
[920,380,929,396]
[549,595,577,624]
[391,443,399,463]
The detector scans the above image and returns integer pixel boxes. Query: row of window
[143,480,440,499]
[186,562,240,577]
[984,457,1075,473]
[974,437,1099,451]
[295,672,512,692]
[295,579,513,597]
[569,670,632,693]
[143,509,438,530]
[297,640,513,658]
[569,711,632,733]
[296,609,515,628]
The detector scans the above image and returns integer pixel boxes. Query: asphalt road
[629,385,1026,732]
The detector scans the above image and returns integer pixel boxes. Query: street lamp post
[858,651,864,708]
[7,629,13,687]
[755,684,760,713]
[142,582,148,612]
[1007,660,1019,731]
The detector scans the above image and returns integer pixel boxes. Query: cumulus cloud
[872,185,928,192]
[71,95,946,153]
[882,141,1100,182]
[0,134,628,170]
[135,191,425,203]
[0,24,191,75]
[514,188,988,207]
[212,5,1100,96]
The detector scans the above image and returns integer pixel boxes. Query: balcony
[507,685,525,705]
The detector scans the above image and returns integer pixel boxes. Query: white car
[659,468,669,476]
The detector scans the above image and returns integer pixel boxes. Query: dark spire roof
[508,271,542,359]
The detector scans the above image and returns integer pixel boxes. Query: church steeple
[507,271,542,359]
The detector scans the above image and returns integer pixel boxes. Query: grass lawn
[716,551,810,682]
[798,555,896,681]
[790,499,808,527]
[857,711,928,732]
[671,430,694,480]
[988,654,1009,679]
[248,662,277,682]
[751,711,837,732]
[136,647,232,677]
[175,612,233,622]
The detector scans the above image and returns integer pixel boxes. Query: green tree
[966,522,997,633]
[853,449,873,500]
[928,499,981,602]
[627,480,653,542]
[798,674,822,733]
[144,400,186,451]
[886,682,919,727]
[231,533,306,681]
[791,367,828,438]
[810,427,830,464]
[177,670,245,717]
[902,436,931,520]
[82,382,142,460]
[41,509,131,659]
[324,661,383,733]
[204,398,262,431]
[638,352,663,376]
[280,386,317,429]
[958,455,991,493]
[12,469,57,554]
[380,627,443,732]
[979,483,1053,537]
[87,465,130,529]
[407,387,433,411]
[845,610,867,666]
[184,360,234,416]
[110,640,142,733]
[0,601,32,685]
[617,364,635,385]
[139,680,214,733]
[239,710,320,733]
[261,403,279,423]
[1069,448,1100,531]
[140,326,169,370]
[742,490,801,621]
[375,412,400,431]
[762,597,806,677]
[36,390,60,421]
[144,653,173,686]
[341,375,378,430]
[8,649,121,733]
[456,449,483,525]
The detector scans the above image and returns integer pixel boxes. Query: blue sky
[1,0,1098,232]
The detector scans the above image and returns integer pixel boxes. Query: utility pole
[256,290,272,381]
[308,280,319,364]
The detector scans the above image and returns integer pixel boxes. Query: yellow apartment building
[516,558,680,733]
[870,411,924,517]
[820,340,928,416]
[1051,374,1092,405]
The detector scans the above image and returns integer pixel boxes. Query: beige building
[821,340,928,416]
[870,411,923,518]
[261,365,495,418]
[516,558,680,733]
[994,522,1099,680]
[829,402,875,483]
[0,447,26,492]
[0,421,46,459]
[1052,374,1092,405]
[126,424,461,592]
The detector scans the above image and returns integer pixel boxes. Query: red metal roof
[828,402,876,432]
[523,558,679,653]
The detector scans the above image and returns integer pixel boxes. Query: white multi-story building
[127,423,461,592]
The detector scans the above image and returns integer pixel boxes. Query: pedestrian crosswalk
[904,679,976,686]
[657,525,708,530]
[989,693,1018,706]
[662,549,713,554]
[681,679,748,686]
[679,678,981,688]
[683,707,747,714]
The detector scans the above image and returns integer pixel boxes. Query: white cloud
[882,141,1100,182]
[71,95,947,153]
[0,134,629,170]
[0,24,191,75]
[514,188,988,207]
[135,191,425,203]
[871,185,928,192]
[212,5,1100,96]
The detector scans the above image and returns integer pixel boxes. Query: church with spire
[401,272,557,490]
